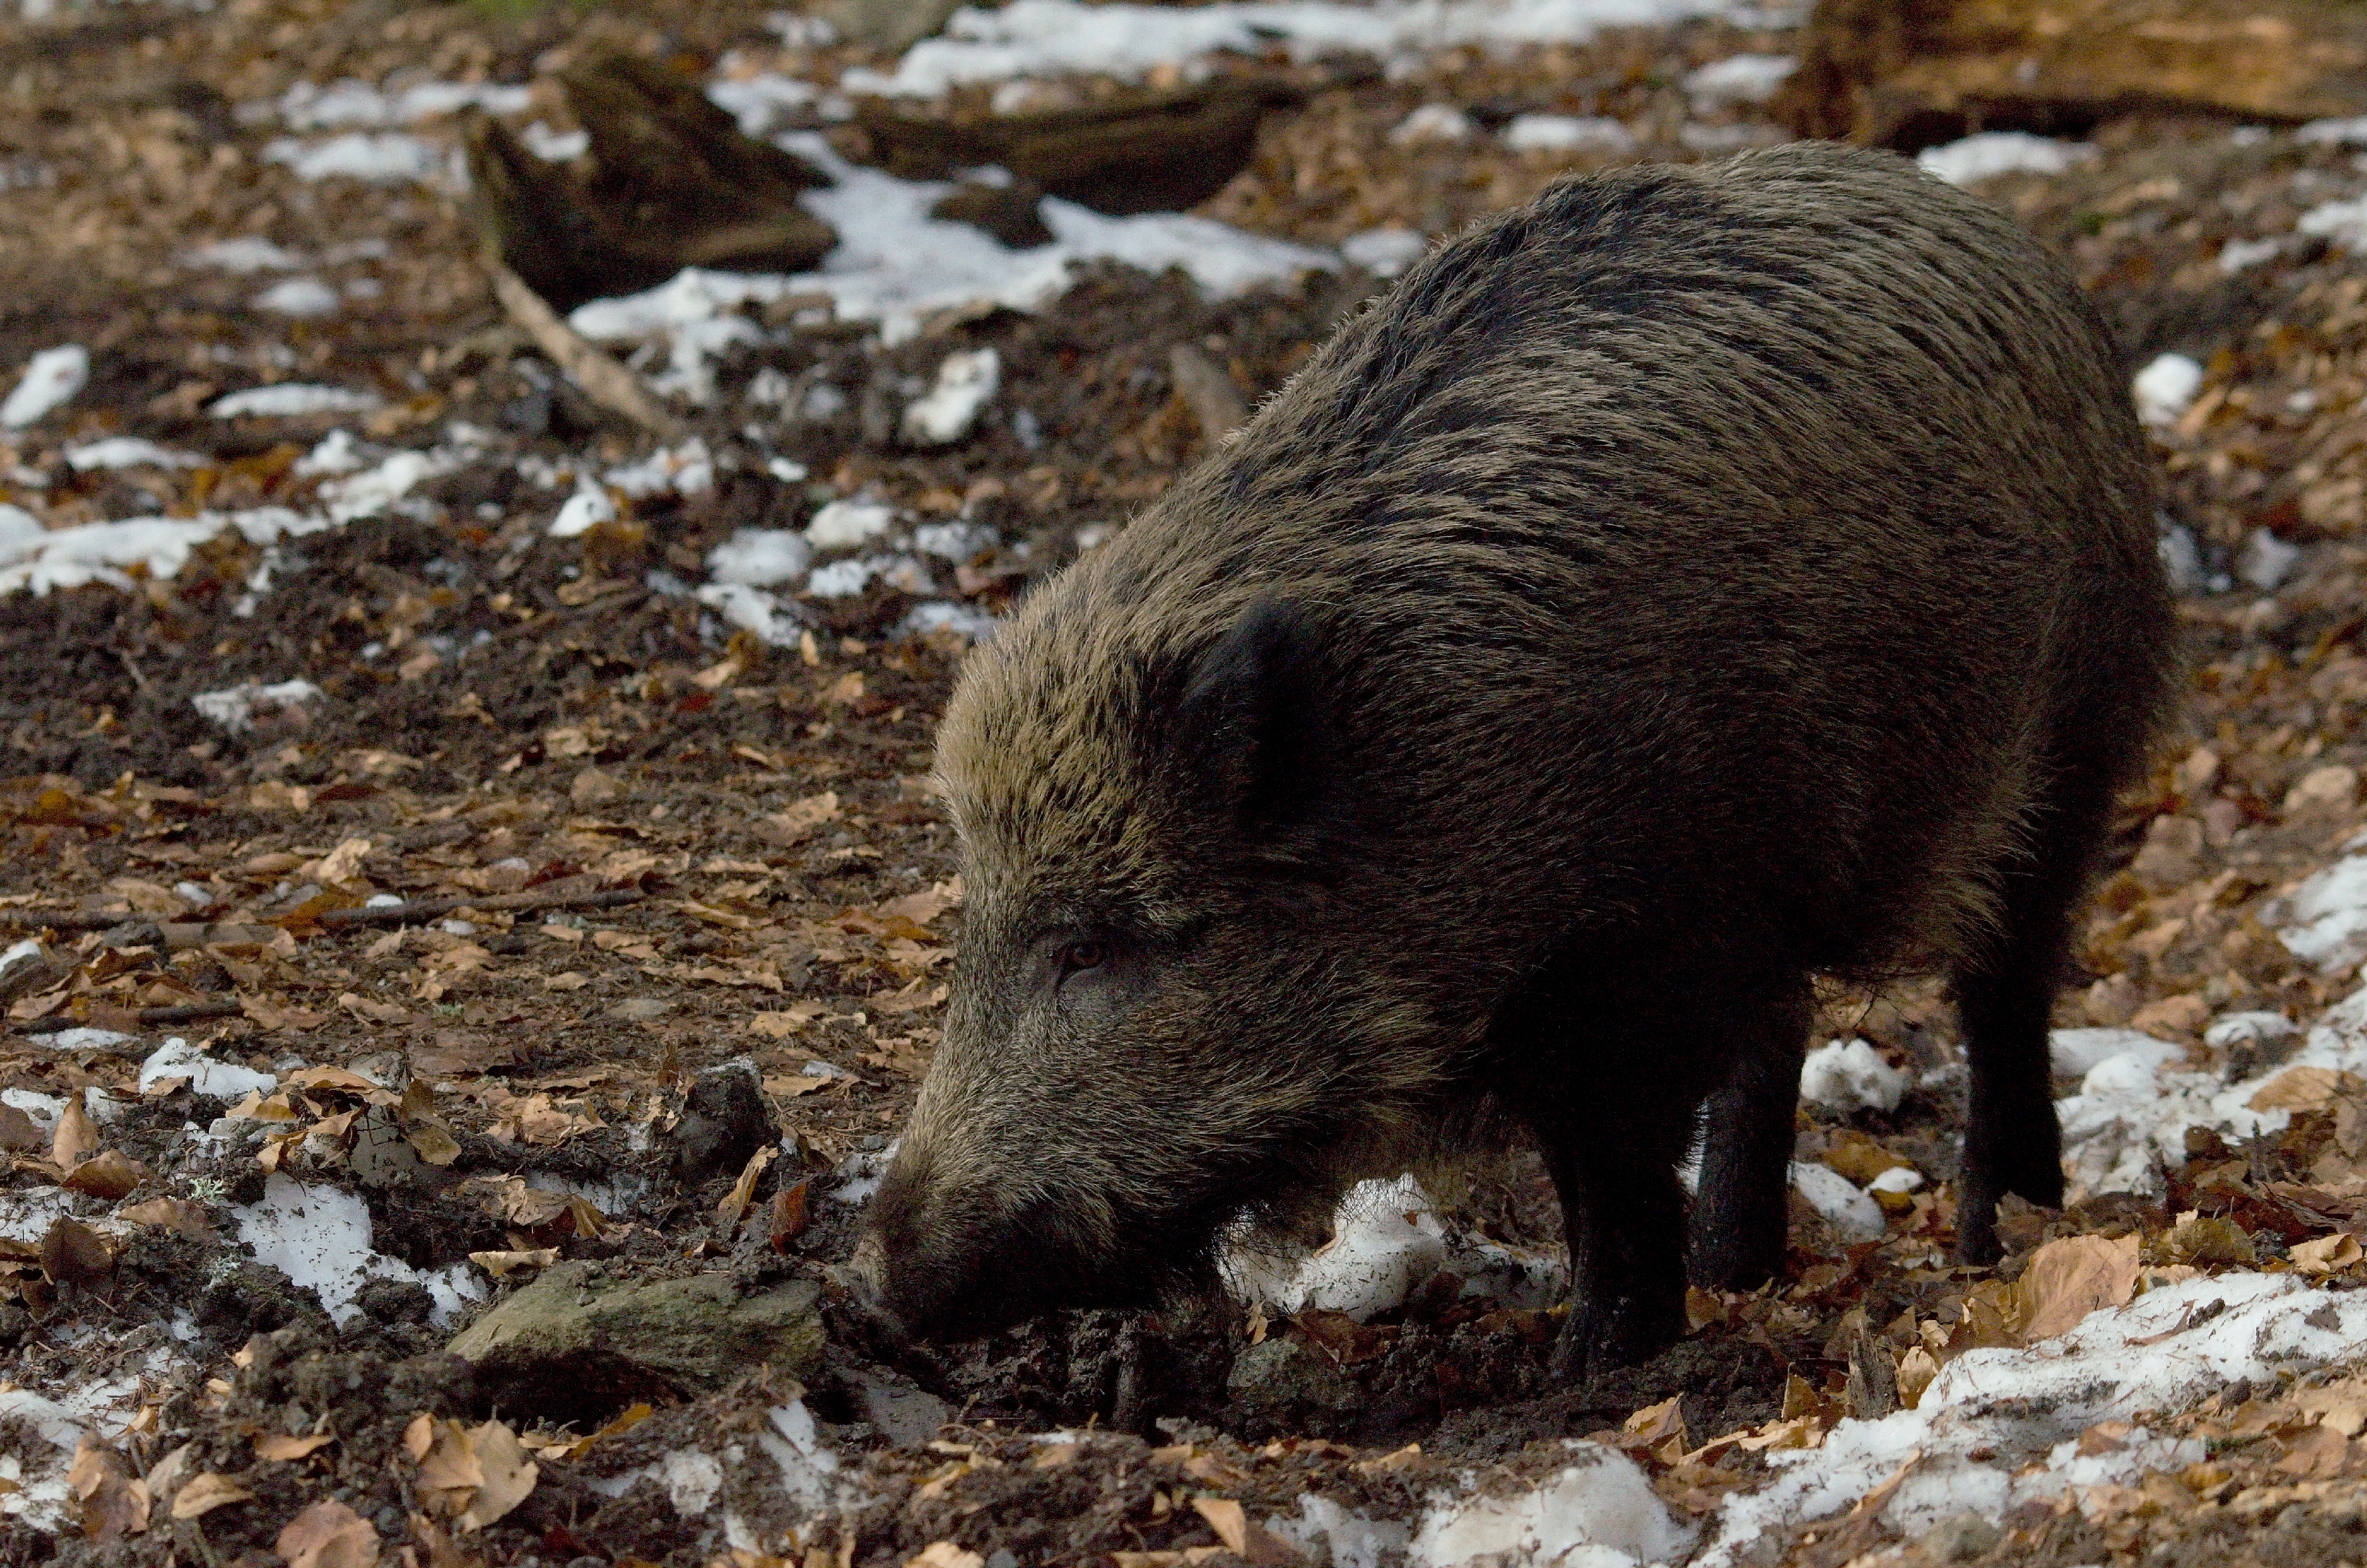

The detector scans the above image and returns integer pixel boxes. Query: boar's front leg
[1513,990,1730,1382]
[1686,979,1812,1292]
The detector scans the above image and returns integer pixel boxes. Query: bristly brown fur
[854,142,2179,1371]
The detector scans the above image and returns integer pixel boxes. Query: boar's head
[848,581,1455,1342]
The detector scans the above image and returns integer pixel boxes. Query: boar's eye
[1056,939,1108,982]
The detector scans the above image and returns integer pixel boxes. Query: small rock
[2083,973,2139,1028]
[447,1261,822,1420]
[1225,1335,1364,1438]
[930,179,1053,249]
[2129,993,2209,1037]
[2284,764,2358,823]
[2129,814,2203,891]
[571,766,626,806]
[1917,1511,2001,1563]
[669,1060,772,1185]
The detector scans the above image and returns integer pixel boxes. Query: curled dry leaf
[68,1438,148,1541]
[51,1096,98,1169]
[2293,1233,2365,1274]
[39,1215,116,1284]
[770,1180,812,1251]
[907,1545,985,1568]
[468,1247,559,1275]
[254,1431,338,1462]
[277,1498,380,1568]
[60,1148,148,1200]
[411,1416,540,1531]
[0,1103,43,1152]
[2014,1232,2141,1342]
[1189,1497,1302,1566]
[170,1472,256,1520]
[718,1143,776,1226]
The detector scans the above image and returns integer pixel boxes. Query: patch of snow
[806,557,883,597]
[912,520,998,561]
[255,276,341,317]
[264,131,445,186]
[1915,132,2096,185]
[190,678,325,735]
[33,1028,133,1053]
[828,1143,897,1206]
[520,120,589,161]
[138,1036,279,1100]
[1867,1166,1922,1195]
[856,0,1740,97]
[758,1398,842,1511]
[1501,113,1636,153]
[65,437,205,472]
[0,1187,69,1243]
[211,383,383,418]
[1228,1174,1448,1320]
[548,480,619,538]
[2204,1010,2297,1050]
[1788,1161,1885,1243]
[2300,115,2367,145]
[2275,854,2367,973]
[2239,526,2304,593]
[1390,103,1476,143]
[1413,1444,1696,1567]
[2132,352,2204,428]
[2218,236,2283,273]
[1699,1273,2367,1564]
[1684,52,1796,107]
[294,428,367,476]
[898,599,999,640]
[568,137,1333,351]
[184,235,307,272]
[1273,1493,1410,1568]
[901,347,1000,444]
[605,438,714,497]
[2299,196,2367,250]
[707,72,820,137]
[2049,1027,2185,1079]
[709,528,814,588]
[275,77,532,131]
[320,448,455,521]
[233,1174,485,1327]
[0,511,300,596]
[697,582,806,645]
[2,344,88,430]
[659,1450,726,1515]
[1340,226,1429,277]
[806,497,898,551]
[1798,1037,1905,1113]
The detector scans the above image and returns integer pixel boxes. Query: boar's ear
[1172,598,1335,841]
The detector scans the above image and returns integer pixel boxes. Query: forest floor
[11,1,2367,1565]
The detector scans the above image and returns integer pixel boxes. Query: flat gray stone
[448,1261,822,1420]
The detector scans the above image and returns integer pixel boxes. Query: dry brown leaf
[255,1431,337,1462]
[456,1421,538,1531]
[277,1498,379,1568]
[1189,1497,1301,1565]
[0,1104,43,1152]
[170,1472,255,1519]
[2292,1234,2364,1275]
[755,791,839,848]
[69,1438,147,1541]
[2250,1066,2367,1113]
[770,1181,812,1251]
[468,1248,559,1275]
[719,1144,778,1226]
[39,1215,115,1284]
[2015,1233,2141,1342]
[61,1148,147,1200]
[51,1095,97,1169]
[117,1197,212,1240]
[907,1545,984,1568]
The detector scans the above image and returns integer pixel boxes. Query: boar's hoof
[1549,1294,1680,1384]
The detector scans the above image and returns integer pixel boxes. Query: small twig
[486,262,686,440]
[19,998,243,1035]
[318,884,646,930]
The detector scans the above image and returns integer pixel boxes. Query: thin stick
[19,999,243,1035]
[318,885,645,930]
[487,263,686,440]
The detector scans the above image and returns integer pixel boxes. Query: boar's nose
[834,1236,916,1351]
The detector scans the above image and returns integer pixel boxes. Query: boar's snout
[854,1149,1086,1343]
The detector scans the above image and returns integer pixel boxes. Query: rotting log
[1779,0,2367,148]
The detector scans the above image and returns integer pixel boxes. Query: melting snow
[273,76,533,130]
[1413,1444,1696,1567]
[1698,1273,2367,1564]
[255,275,343,317]
[2272,850,2367,973]
[1915,132,2098,185]
[210,383,385,418]
[1682,51,1797,106]
[848,0,1746,97]
[1798,1036,1907,1113]
[264,131,447,186]
[138,1036,279,1099]
[567,136,1334,352]
[2,344,88,429]
[234,1174,484,1327]
[902,347,1001,444]
[1226,1173,1569,1320]
[184,235,307,272]
[1501,112,1636,153]
[708,528,814,588]
[1340,226,1430,276]
[2133,352,2204,428]
[64,436,205,471]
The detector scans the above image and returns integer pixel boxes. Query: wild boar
[850,140,2177,1378]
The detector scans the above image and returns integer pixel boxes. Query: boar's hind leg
[1951,775,2107,1263]
[1686,979,1812,1291]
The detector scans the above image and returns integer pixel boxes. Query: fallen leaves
[170,1470,257,1519]
[278,1498,381,1568]
[2016,1232,2142,1341]
[406,1414,540,1531]
[719,1143,777,1226]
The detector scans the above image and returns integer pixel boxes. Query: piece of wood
[486,263,686,440]
[1783,0,2367,146]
